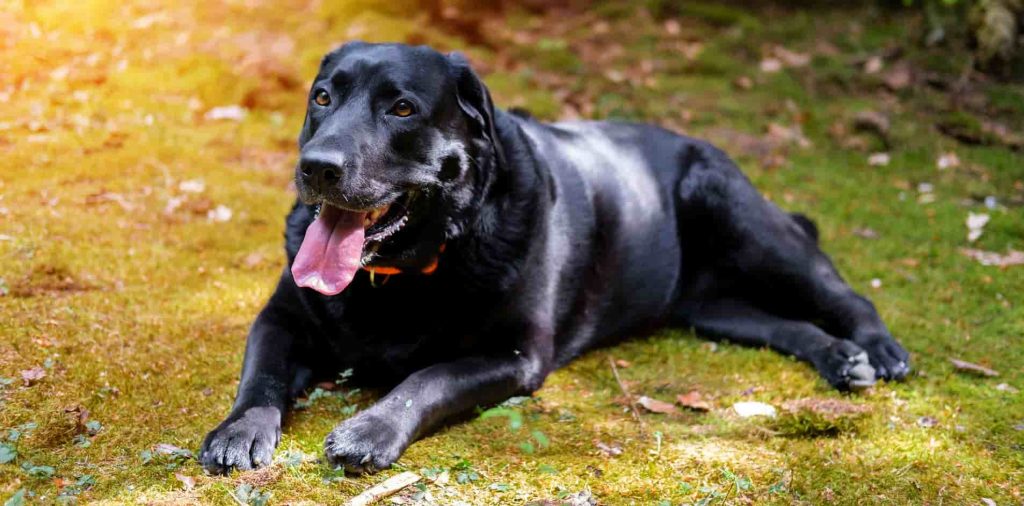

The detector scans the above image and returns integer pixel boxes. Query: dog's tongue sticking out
[291,205,365,296]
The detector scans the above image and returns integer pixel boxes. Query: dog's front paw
[199,407,281,475]
[324,413,406,474]
[814,340,877,391]
[856,334,910,381]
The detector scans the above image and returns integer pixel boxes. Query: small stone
[733,401,776,418]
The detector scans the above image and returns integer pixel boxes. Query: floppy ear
[448,52,501,151]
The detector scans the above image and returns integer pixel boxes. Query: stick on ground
[609,356,647,437]
[345,471,422,506]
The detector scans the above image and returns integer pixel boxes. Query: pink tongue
[291,205,366,296]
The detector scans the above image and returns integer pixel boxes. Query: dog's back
[514,118,704,361]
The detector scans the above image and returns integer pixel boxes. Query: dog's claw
[324,413,406,475]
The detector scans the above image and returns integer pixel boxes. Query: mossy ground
[1,1,1022,504]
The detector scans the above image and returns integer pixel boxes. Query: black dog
[199,42,910,474]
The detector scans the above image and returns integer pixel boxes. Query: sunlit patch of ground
[1,0,1022,504]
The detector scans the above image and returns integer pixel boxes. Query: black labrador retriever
[199,42,910,474]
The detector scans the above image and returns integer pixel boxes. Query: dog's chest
[315,275,502,372]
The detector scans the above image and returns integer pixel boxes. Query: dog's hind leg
[675,142,910,382]
[677,297,876,390]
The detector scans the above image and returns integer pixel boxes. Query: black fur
[199,43,910,475]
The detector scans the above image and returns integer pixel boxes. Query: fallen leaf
[174,472,195,491]
[637,396,677,414]
[949,358,999,377]
[981,498,996,506]
[882,62,912,90]
[936,152,960,170]
[178,179,205,193]
[772,46,810,67]
[995,383,1018,393]
[242,252,267,269]
[613,359,631,369]
[733,76,753,90]
[676,391,711,412]
[733,401,776,418]
[594,440,622,457]
[867,152,890,166]
[766,123,811,149]
[663,19,681,36]
[966,212,990,243]
[64,405,91,433]
[852,110,891,140]
[960,248,1024,267]
[207,205,232,223]
[864,55,883,74]
[204,105,247,122]
[759,57,782,73]
[21,367,45,386]
[853,227,879,239]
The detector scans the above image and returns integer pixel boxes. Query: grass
[1,0,1022,504]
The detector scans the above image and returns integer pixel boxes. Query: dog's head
[291,42,500,295]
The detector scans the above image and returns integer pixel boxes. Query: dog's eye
[313,89,331,107]
[391,99,415,117]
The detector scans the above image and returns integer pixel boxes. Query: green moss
[1,1,1023,505]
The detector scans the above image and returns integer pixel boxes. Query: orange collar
[362,243,445,276]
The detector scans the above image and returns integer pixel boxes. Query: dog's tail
[790,212,819,243]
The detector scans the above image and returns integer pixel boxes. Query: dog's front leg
[325,348,552,474]
[199,274,306,474]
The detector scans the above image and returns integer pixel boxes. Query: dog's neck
[444,108,553,292]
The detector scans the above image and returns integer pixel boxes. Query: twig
[345,471,421,506]
[609,356,647,437]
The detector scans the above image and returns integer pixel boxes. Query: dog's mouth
[291,191,419,296]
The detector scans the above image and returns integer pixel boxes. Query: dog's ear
[448,52,500,148]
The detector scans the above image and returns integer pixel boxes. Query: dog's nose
[299,155,343,194]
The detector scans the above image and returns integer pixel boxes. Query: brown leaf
[772,46,810,68]
[594,440,622,457]
[882,62,912,90]
[242,252,267,270]
[64,405,91,433]
[863,55,884,74]
[949,358,999,377]
[637,395,677,414]
[733,76,753,90]
[852,110,891,139]
[853,227,879,239]
[613,359,631,368]
[21,366,46,386]
[174,472,196,491]
[676,391,711,412]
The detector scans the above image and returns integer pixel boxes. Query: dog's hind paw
[814,340,877,392]
[199,407,281,475]
[324,413,406,474]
